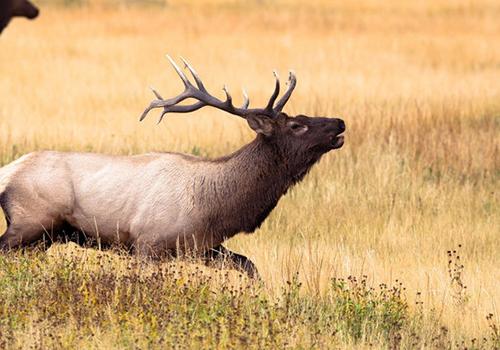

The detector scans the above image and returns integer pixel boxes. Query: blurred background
[1,0,499,344]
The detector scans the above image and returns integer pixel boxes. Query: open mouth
[331,133,344,149]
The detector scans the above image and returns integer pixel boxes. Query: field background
[0,0,499,348]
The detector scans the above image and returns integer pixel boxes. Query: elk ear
[247,115,275,136]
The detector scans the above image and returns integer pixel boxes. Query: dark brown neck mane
[194,135,320,241]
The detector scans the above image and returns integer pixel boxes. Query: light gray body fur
[0,150,244,254]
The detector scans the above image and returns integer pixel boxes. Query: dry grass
[0,0,499,348]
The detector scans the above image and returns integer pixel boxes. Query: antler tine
[241,88,249,109]
[140,105,155,122]
[140,98,171,121]
[166,54,191,88]
[180,56,207,92]
[156,101,206,124]
[273,71,297,112]
[150,86,163,100]
[140,56,298,122]
[139,82,196,122]
[157,110,168,124]
[222,85,233,106]
[265,70,280,112]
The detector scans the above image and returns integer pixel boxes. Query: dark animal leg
[205,245,259,279]
[0,225,47,251]
[50,223,88,247]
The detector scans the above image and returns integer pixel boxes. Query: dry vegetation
[0,0,499,348]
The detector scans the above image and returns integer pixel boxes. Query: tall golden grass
[0,0,499,344]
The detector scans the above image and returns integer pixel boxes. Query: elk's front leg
[205,245,259,279]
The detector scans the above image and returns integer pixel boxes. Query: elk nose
[337,119,346,132]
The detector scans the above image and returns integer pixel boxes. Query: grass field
[0,0,499,348]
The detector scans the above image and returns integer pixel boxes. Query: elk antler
[140,55,297,123]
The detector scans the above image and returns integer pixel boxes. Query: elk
[0,56,345,278]
[0,0,39,34]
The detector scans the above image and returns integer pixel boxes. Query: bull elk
[0,0,39,34]
[0,56,345,277]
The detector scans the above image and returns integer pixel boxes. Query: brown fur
[0,0,39,34]
[199,114,345,242]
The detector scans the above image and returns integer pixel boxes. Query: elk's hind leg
[205,245,259,279]
[1,223,38,249]
[0,195,61,250]
[0,216,62,250]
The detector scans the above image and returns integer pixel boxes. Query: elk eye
[288,121,308,134]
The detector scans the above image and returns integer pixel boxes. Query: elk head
[0,0,39,34]
[140,56,345,180]
[11,0,39,19]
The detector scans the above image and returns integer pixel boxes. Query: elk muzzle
[322,118,345,149]
[332,118,345,149]
[13,0,39,19]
